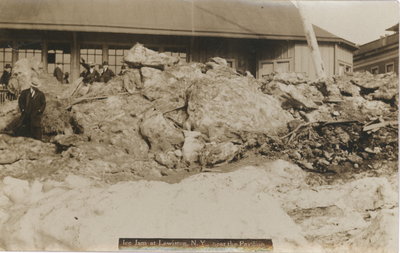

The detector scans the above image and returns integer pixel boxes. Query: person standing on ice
[18,77,46,140]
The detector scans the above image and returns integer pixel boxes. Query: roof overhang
[0,0,357,50]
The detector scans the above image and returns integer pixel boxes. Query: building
[0,0,357,81]
[354,23,399,74]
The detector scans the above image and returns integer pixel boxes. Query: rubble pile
[1,44,398,180]
[0,44,293,181]
[64,45,292,173]
[259,71,398,174]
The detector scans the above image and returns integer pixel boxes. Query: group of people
[54,59,127,85]
[79,58,121,84]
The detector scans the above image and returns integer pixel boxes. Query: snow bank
[0,160,397,252]
[0,161,321,252]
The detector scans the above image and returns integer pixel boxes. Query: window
[0,42,12,70]
[48,49,71,74]
[371,66,379,74]
[275,60,290,73]
[164,47,187,62]
[386,63,394,73]
[80,47,102,72]
[258,59,291,78]
[226,59,236,68]
[108,48,130,74]
[18,49,42,61]
[338,62,352,76]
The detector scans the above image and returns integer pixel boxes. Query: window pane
[81,55,88,62]
[48,63,55,73]
[64,54,70,63]
[371,67,379,74]
[64,64,70,73]
[111,66,117,73]
[109,55,116,65]
[95,55,101,63]
[88,55,95,62]
[386,64,394,72]
[56,53,63,62]
[116,55,123,65]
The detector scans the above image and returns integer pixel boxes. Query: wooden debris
[66,92,135,109]
[363,120,398,132]
[69,77,84,97]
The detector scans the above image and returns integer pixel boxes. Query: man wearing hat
[100,61,115,83]
[0,63,12,88]
[53,62,64,83]
[18,77,46,140]
[80,58,100,84]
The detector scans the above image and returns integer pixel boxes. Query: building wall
[0,29,354,81]
[190,37,257,74]
[255,40,295,78]
[294,42,335,79]
[293,42,353,79]
[354,48,398,74]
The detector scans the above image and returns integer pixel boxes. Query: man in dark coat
[18,77,46,140]
[100,61,115,83]
[80,58,100,84]
[0,64,12,87]
[53,63,63,83]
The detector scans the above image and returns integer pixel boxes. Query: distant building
[0,0,357,81]
[354,24,399,74]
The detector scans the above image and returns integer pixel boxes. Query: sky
[300,0,399,45]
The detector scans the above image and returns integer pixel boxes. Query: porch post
[70,32,80,81]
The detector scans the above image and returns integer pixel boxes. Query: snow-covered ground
[0,160,397,252]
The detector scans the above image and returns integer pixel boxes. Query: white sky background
[300,0,399,45]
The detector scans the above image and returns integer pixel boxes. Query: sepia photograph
[0,0,398,252]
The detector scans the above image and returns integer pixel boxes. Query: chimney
[380,35,388,46]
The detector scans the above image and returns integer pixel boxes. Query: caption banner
[119,238,273,252]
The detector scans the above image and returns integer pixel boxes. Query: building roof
[386,23,399,33]
[355,33,399,56]
[0,0,356,48]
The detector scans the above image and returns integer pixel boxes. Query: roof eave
[0,22,358,49]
